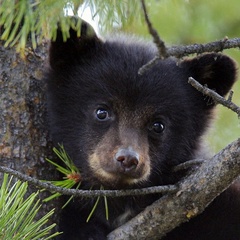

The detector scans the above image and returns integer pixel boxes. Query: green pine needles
[0,0,79,51]
[0,173,60,239]
[0,0,140,52]
[44,145,82,206]
[45,145,109,222]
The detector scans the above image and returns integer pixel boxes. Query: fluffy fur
[46,19,239,240]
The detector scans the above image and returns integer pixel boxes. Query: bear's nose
[115,148,139,172]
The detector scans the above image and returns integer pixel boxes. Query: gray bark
[0,41,60,225]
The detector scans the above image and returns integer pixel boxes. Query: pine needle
[45,145,109,222]
[0,0,140,51]
[0,173,61,239]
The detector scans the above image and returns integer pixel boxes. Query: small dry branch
[0,165,177,198]
[140,0,168,59]
[172,159,204,172]
[188,77,240,117]
[139,37,240,75]
[139,1,240,75]
[0,158,203,198]
[168,37,240,58]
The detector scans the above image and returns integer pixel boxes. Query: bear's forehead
[112,104,157,127]
[76,75,187,110]
[71,55,186,99]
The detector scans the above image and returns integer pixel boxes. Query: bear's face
[46,20,237,189]
[77,57,193,188]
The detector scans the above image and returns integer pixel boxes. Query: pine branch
[0,0,141,51]
[0,174,60,239]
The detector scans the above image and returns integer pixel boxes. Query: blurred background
[85,0,240,154]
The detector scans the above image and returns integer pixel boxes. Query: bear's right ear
[181,53,237,99]
[49,18,101,70]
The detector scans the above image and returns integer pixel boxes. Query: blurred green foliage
[123,0,240,153]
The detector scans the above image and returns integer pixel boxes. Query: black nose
[115,148,139,172]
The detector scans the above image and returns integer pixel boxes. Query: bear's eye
[95,108,110,121]
[149,122,165,134]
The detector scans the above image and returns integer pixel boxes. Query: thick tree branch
[188,77,240,117]
[107,138,240,239]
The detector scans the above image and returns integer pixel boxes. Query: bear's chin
[86,172,148,190]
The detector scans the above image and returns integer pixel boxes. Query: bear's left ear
[49,17,101,70]
[181,53,237,97]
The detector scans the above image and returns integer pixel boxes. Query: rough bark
[0,41,60,224]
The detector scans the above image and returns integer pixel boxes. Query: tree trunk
[0,41,60,224]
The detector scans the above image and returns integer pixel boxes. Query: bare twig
[107,139,240,239]
[139,0,240,75]
[0,165,177,197]
[167,37,240,58]
[188,77,240,117]
[140,0,168,59]
[173,159,205,172]
[139,37,240,75]
[228,90,234,102]
[138,55,160,75]
[0,158,206,197]
[139,0,168,75]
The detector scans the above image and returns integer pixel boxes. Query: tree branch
[188,77,240,117]
[139,37,240,74]
[0,157,203,198]
[140,0,168,59]
[138,0,240,75]
[0,165,177,198]
[167,37,240,58]
[107,138,240,239]
[172,159,204,172]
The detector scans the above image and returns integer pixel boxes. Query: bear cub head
[46,19,237,189]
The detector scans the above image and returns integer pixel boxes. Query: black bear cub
[46,19,240,240]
